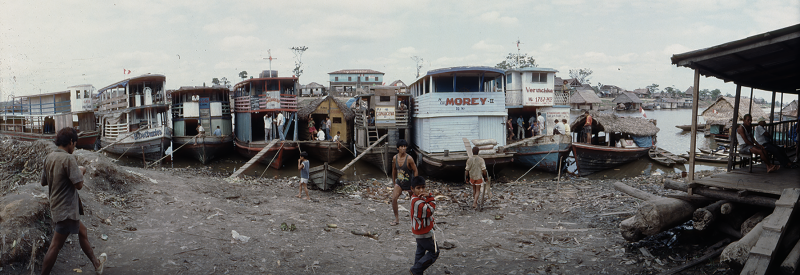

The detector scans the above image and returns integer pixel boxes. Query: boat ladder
[364,113,380,147]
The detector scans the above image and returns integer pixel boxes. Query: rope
[514,149,553,182]
[97,127,149,154]
[259,143,285,178]
[116,142,138,161]
[145,141,192,168]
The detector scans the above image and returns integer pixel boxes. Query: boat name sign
[134,129,163,140]
[375,107,395,121]
[440,97,492,106]
[525,87,554,106]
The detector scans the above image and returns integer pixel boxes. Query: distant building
[612,91,643,110]
[300,82,326,97]
[569,90,602,110]
[599,84,624,98]
[389,80,406,87]
[328,69,384,93]
[632,88,650,98]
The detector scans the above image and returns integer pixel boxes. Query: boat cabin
[96,74,169,138]
[352,86,412,148]
[298,96,354,142]
[170,86,232,137]
[2,91,73,135]
[570,112,659,147]
[231,74,299,142]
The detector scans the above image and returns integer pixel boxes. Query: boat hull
[308,163,344,190]
[354,144,397,174]
[571,143,650,176]
[234,139,298,170]
[304,141,349,163]
[510,135,572,174]
[415,148,512,180]
[1,130,99,149]
[173,135,234,164]
[101,136,171,160]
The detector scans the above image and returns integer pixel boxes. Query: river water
[112,108,723,182]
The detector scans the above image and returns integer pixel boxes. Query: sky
[1,0,798,104]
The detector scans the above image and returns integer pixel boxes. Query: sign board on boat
[264,91,281,109]
[375,107,395,123]
[540,107,570,135]
[199,97,210,109]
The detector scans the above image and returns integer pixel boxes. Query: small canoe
[679,152,737,164]
[307,134,388,191]
[652,147,686,164]
[649,148,675,167]
[675,124,706,131]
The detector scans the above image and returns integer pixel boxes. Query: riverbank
[1,138,738,274]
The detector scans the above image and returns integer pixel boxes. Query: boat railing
[104,122,128,139]
[99,94,128,112]
[554,91,569,105]
[7,99,71,115]
[763,120,797,149]
[505,89,522,106]
[233,93,298,112]
[395,110,409,127]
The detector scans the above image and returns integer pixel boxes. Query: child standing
[409,176,438,275]
[296,152,310,200]
[464,147,488,209]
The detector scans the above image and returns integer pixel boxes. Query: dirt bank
[1,138,735,274]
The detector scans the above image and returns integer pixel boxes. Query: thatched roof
[701,97,768,125]
[782,100,797,116]
[298,96,355,120]
[612,91,642,104]
[632,88,650,96]
[570,111,660,137]
[569,90,602,104]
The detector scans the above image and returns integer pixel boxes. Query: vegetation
[239,71,248,80]
[569,68,593,86]
[496,53,538,70]
[291,46,308,77]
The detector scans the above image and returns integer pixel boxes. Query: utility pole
[263,49,276,77]
[411,56,424,78]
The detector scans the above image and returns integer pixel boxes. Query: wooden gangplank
[228,139,280,179]
[463,138,473,157]
[742,188,800,275]
[504,135,545,149]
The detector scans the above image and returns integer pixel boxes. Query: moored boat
[297,95,355,163]
[569,112,659,176]
[95,74,171,160]
[231,71,299,169]
[350,85,412,174]
[675,123,706,131]
[169,86,234,164]
[408,66,513,178]
[503,67,572,173]
[1,87,99,148]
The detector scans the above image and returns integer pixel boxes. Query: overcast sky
[1,0,798,103]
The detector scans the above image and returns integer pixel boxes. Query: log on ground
[721,214,771,270]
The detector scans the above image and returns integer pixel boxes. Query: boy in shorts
[465,146,488,209]
[296,152,310,200]
[409,176,439,275]
[390,139,418,226]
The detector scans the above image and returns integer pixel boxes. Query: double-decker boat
[231,71,299,169]
[407,66,513,179]
[1,85,99,149]
[348,85,412,174]
[95,74,171,160]
[169,86,233,164]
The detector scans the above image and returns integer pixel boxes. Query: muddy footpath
[1,137,736,274]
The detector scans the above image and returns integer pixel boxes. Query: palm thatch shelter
[569,90,602,110]
[781,99,797,120]
[701,97,768,130]
[570,111,660,137]
[612,91,643,110]
[298,96,355,142]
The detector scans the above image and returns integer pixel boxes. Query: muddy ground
[1,138,737,274]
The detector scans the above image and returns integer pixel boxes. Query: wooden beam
[689,69,700,180]
[728,84,742,172]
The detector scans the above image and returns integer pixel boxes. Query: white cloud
[663,44,691,56]
[472,40,505,52]
[218,36,263,52]
[203,17,258,34]
[479,11,519,25]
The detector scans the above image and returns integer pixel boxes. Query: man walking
[516,116,525,140]
[41,127,106,274]
[276,111,286,141]
[537,112,546,135]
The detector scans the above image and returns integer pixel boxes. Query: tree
[239,71,248,81]
[496,53,538,70]
[699,88,710,99]
[646,83,660,95]
[710,89,721,100]
[212,78,220,85]
[290,46,308,77]
[220,77,231,88]
[411,56,424,78]
[568,68,593,86]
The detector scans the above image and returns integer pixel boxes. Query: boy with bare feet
[296,152,310,199]
[465,146,488,209]
[390,139,418,226]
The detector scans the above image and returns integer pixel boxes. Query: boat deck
[690,164,800,196]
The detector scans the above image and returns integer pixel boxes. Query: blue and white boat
[408,66,513,179]
[503,67,571,173]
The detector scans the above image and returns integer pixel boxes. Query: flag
[640,106,647,118]
[127,69,131,74]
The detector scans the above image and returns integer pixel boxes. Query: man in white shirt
[264,114,273,141]
[537,112,545,135]
[554,119,565,135]
[755,119,796,169]
[316,129,326,141]
[276,112,285,141]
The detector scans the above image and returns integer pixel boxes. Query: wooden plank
[228,139,280,178]
[741,188,800,275]
[463,138,473,157]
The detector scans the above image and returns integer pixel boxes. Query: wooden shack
[612,91,643,110]
[569,90,602,110]
[701,96,768,135]
[298,95,354,143]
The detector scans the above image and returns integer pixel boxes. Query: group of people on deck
[507,112,570,141]
[736,113,798,172]
[262,112,287,141]
[305,115,339,142]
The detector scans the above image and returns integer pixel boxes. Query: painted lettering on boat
[133,129,163,140]
[443,98,491,106]
[526,87,554,105]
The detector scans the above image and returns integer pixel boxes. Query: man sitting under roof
[755,119,798,169]
[737,114,779,173]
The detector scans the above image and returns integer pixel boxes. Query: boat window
[76,91,80,99]
[379,96,390,102]
[507,75,512,84]
[532,73,546,83]
[84,90,89,98]
[348,77,352,81]
[333,117,342,124]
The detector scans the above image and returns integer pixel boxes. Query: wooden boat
[572,142,650,176]
[96,74,171,160]
[407,66,513,179]
[652,147,686,163]
[297,95,355,163]
[679,152,736,164]
[675,123,706,131]
[1,87,99,149]
[642,104,654,110]
[169,86,234,164]
[308,134,387,190]
[648,147,684,167]
[350,86,412,174]
[506,135,571,173]
[231,71,299,169]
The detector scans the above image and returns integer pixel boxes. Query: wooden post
[689,69,700,180]
[769,91,776,123]
[727,85,742,172]
[142,146,146,167]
